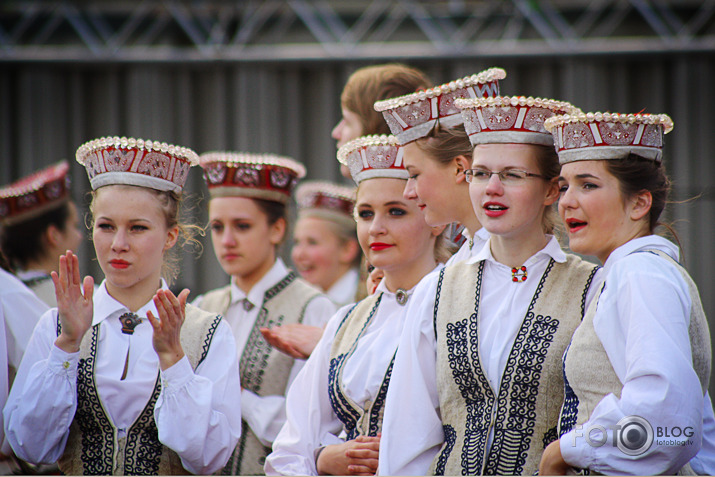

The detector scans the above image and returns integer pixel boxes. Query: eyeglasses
[464,168,543,185]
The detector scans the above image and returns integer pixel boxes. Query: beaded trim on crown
[0,160,71,226]
[373,67,506,145]
[199,152,306,204]
[455,96,579,147]
[76,136,199,193]
[296,181,355,216]
[544,112,674,163]
[337,135,407,185]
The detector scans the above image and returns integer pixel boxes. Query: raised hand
[147,288,190,370]
[260,323,324,360]
[52,250,94,353]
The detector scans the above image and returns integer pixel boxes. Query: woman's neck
[489,232,550,269]
[106,275,163,313]
[382,253,437,293]
[323,262,352,293]
[233,255,277,295]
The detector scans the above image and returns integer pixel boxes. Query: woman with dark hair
[539,112,714,475]
[194,152,336,475]
[0,161,83,306]
[4,137,242,475]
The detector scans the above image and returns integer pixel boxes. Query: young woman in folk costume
[378,96,604,476]
[290,181,361,307]
[0,160,83,307]
[3,137,242,475]
[194,152,336,475]
[264,63,433,361]
[539,112,715,475]
[374,67,506,264]
[265,135,448,476]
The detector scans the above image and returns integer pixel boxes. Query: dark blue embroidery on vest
[580,266,600,320]
[367,351,396,437]
[198,314,222,367]
[75,325,114,475]
[433,267,446,340]
[484,259,558,476]
[328,294,382,440]
[542,426,558,449]
[124,374,162,475]
[434,424,456,476]
[438,261,494,475]
[559,342,579,437]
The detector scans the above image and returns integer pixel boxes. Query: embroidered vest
[430,255,599,476]
[57,304,222,476]
[199,272,324,475]
[560,250,711,475]
[327,293,395,440]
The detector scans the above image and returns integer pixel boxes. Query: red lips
[109,259,129,269]
[483,201,508,218]
[370,242,394,251]
[565,218,587,234]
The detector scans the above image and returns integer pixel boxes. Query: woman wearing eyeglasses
[377,96,603,476]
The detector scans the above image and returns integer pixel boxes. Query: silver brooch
[395,288,408,306]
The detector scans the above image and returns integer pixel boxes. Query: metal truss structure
[1,0,714,62]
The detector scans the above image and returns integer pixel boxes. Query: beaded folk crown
[295,180,356,228]
[374,67,506,145]
[337,135,407,185]
[199,152,306,204]
[75,136,199,193]
[455,96,580,147]
[544,112,674,164]
[0,160,71,226]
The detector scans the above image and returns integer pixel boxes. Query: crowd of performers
[0,63,712,476]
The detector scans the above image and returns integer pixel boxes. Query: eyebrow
[557,173,600,181]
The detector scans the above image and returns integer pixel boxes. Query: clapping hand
[52,251,94,353]
[147,288,190,370]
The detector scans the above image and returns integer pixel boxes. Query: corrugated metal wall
[1,53,714,388]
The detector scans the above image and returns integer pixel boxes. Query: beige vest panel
[327,293,393,439]
[562,249,711,475]
[431,255,599,476]
[58,304,222,476]
[200,273,324,475]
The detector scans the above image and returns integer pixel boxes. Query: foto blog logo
[574,415,654,456]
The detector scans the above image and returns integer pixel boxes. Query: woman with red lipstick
[378,96,603,476]
[3,137,243,475]
[265,135,448,476]
[538,112,714,475]
[194,152,336,475]
[374,68,506,264]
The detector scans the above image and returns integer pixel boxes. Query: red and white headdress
[337,135,406,185]
[0,160,71,226]
[544,112,674,164]
[75,136,199,193]
[296,181,356,229]
[455,96,579,147]
[199,152,306,204]
[374,68,505,145]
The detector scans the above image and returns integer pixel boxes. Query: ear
[454,155,471,185]
[338,238,360,265]
[164,225,179,251]
[629,190,653,222]
[431,224,447,237]
[269,217,287,246]
[543,178,560,207]
[45,224,61,247]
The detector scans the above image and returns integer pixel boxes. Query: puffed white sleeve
[378,275,444,476]
[4,309,79,464]
[559,254,705,475]
[265,305,350,476]
[241,295,337,447]
[2,286,49,370]
[154,318,242,475]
